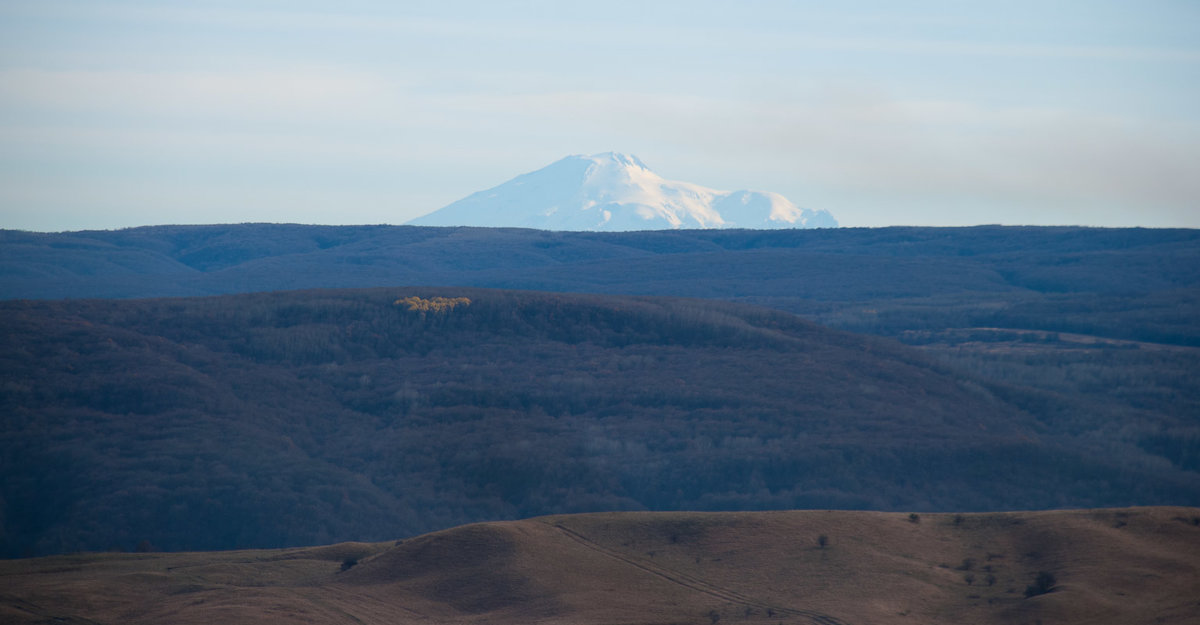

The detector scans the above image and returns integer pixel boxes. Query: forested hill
[3,225,1198,346]
[2,288,1197,557]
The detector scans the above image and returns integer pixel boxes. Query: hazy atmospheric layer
[0,2,1197,232]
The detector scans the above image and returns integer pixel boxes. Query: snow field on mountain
[409,152,837,231]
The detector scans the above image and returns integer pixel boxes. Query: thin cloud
[0,67,402,121]
[467,88,1200,219]
[2,1,1197,229]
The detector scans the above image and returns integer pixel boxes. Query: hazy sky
[1,1,1197,231]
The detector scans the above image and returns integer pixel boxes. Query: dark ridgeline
[2,224,1198,345]
[2,224,1200,343]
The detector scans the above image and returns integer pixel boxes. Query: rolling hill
[2,287,1197,557]
[2,507,1198,625]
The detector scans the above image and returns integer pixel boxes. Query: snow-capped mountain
[408,152,836,231]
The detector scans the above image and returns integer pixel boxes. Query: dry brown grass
[2,507,1197,625]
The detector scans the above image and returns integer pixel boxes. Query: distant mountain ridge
[3,224,1198,346]
[408,152,837,230]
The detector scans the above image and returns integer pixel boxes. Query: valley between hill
[2,507,1197,625]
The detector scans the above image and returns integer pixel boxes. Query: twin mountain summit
[409,152,837,231]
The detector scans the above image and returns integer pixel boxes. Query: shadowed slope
[3,287,1198,557]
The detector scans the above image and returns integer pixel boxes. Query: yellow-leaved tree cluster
[394,296,471,313]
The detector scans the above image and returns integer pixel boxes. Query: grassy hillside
[2,507,1197,625]
[2,288,1197,557]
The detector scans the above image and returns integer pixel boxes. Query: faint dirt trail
[0,593,107,625]
[546,522,850,625]
[322,585,432,622]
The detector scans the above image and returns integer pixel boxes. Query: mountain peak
[409,153,836,231]
[579,151,650,170]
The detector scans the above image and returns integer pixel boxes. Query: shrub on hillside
[1024,571,1056,598]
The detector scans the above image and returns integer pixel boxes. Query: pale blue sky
[1,0,1197,231]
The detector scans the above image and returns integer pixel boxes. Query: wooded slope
[3,225,1197,345]
[3,288,1196,556]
